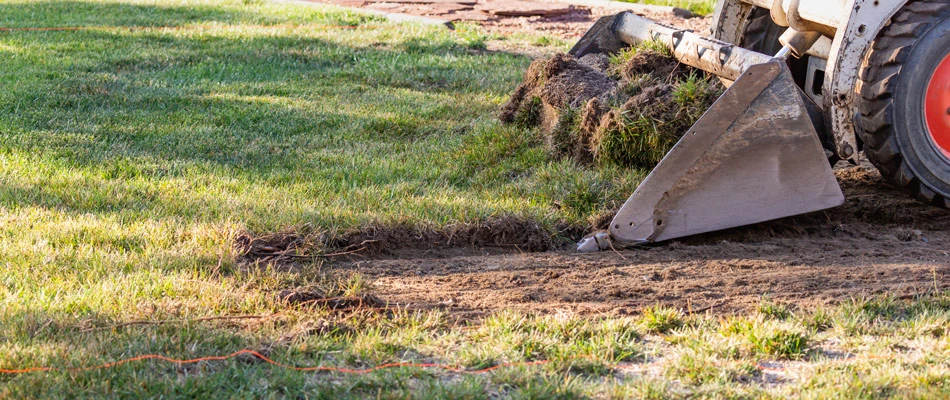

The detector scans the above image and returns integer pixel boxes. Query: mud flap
[608,60,844,244]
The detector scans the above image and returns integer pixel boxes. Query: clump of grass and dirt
[500,42,722,168]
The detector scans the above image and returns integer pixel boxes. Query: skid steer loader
[576,0,950,251]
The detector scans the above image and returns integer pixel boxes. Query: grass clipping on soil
[500,44,723,168]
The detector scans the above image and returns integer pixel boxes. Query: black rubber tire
[739,7,786,57]
[856,0,950,208]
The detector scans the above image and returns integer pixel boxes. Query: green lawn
[1,1,949,398]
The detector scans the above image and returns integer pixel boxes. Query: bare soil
[332,164,950,318]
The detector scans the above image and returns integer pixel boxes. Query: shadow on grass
[0,0,377,29]
[0,1,538,226]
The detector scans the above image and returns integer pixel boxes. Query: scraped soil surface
[332,164,950,318]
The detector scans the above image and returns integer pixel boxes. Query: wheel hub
[925,52,950,160]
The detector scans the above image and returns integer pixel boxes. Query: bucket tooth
[609,60,844,244]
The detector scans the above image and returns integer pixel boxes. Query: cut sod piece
[500,43,723,169]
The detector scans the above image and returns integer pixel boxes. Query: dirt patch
[500,48,722,167]
[332,164,950,319]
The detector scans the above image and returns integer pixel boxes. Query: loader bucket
[608,59,844,244]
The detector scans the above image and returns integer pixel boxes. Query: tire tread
[855,0,950,208]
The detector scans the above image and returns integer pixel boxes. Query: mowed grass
[2,1,950,398]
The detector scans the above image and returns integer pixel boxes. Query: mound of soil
[500,48,721,168]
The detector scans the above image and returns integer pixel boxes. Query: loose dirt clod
[500,46,722,168]
[500,53,616,130]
